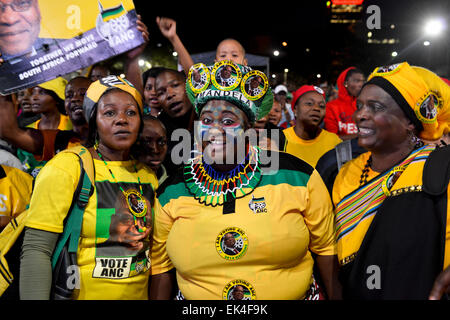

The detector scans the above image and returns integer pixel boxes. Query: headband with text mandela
[185,60,273,124]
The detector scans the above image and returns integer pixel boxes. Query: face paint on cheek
[199,122,213,141]
[223,123,244,141]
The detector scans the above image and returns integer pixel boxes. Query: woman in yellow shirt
[150,61,341,300]
[26,77,73,131]
[282,85,342,167]
[20,76,158,300]
[332,63,450,299]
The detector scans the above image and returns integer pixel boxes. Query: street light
[273,50,280,57]
[424,41,431,46]
[424,18,446,37]
[391,51,398,57]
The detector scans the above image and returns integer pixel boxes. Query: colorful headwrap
[185,60,273,124]
[366,62,450,140]
[83,75,143,122]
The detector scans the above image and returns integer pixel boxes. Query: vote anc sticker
[215,227,248,261]
[371,63,403,78]
[188,63,211,94]
[222,279,256,300]
[415,91,441,124]
[241,70,269,101]
[211,60,242,91]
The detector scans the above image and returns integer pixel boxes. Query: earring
[409,131,424,148]
[94,132,100,149]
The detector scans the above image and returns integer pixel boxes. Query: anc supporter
[156,16,247,74]
[26,77,72,131]
[142,67,166,117]
[0,78,89,177]
[136,114,169,185]
[155,68,197,173]
[18,77,72,176]
[281,85,342,167]
[150,61,341,300]
[324,67,365,139]
[15,88,41,128]
[20,76,158,300]
[274,84,295,129]
[0,165,33,231]
[156,17,195,75]
[332,63,450,299]
[214,38,248,66]
[253,101,285,151]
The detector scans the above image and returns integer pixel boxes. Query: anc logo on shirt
[248,195,267,214]
[215,227,248,261]
[222,279,256,300]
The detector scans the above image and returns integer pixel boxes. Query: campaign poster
[0,0,145,95]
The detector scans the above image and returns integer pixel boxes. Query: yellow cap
[37,77,68,101]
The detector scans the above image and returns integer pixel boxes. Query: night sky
[133,0,449,86]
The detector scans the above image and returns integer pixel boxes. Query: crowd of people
[0,14,449,301]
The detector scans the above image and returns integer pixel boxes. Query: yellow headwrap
[367,62,450,140]
[83,75,143,122]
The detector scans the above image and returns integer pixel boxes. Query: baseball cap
[274,84,288,94]
[291,85,325,110]
[38,77,68,101]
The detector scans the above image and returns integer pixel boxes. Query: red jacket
[324,67,358,136]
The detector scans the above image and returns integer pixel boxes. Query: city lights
[424,18,446,37]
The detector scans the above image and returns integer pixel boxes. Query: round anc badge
[241,70,268,101]
[124,189,148,218]
[381,166,405,196]
[372,63,403,77]
[211,60,242,91]
[215,227,248,260]
[415,92,440,123]
[222,279,256,300]
[188,63,211,94]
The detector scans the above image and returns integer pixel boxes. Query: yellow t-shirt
[26,150,158,300]
[332,150,450,269]
[27,114,73,131]
[282,127,342,167]
[0,165,33,219]
[152,150,336,300]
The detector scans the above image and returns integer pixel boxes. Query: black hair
[142,67,167,88]
[345,68,364,82]
[67,75,92,84]
[157,68,186,82]
[142,114,167,132]
[87,63,110,79]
